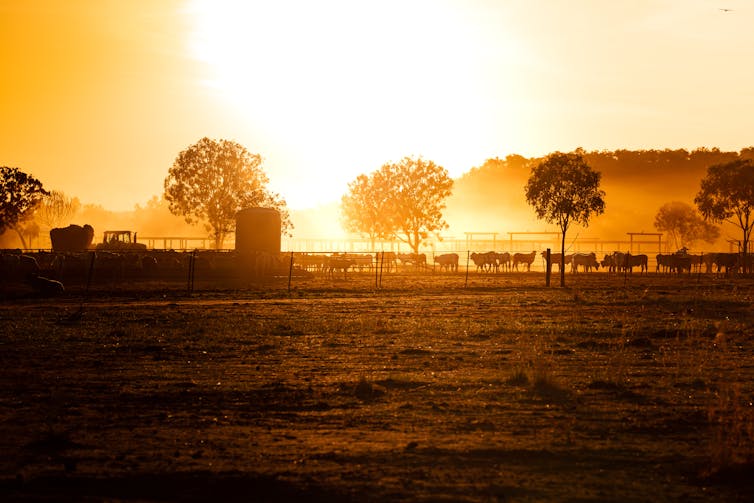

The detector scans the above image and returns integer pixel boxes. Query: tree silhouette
[341,172,392,249]
[653,201,720,252]
[0,166,49,249]
[385,157,453,254]
[341,156,453,254]
[164,137,290,249]
[525,152,605,287]
[695,158,754,272]
[36,190,81,230]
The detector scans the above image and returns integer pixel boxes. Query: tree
[0,166,49,249]
[525,152,605,287]
[36,190,81,230]
[341,156,453,254]
[340,171,392,249]
[384,157,453,254]
[653,201,720,252]
[164,137,290,249]
[695,158,754,272]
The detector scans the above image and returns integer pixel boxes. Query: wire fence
[2,247,748,298]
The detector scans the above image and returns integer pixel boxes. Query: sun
[186,0,519,208]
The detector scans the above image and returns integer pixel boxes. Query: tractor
[96,230,148,251]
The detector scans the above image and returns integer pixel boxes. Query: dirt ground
[1,272,754,501]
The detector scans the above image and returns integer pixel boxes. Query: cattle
[344,253,374,272]
[0,253,41,282]
[512,251,537,271]
[376,251,398,272]
[541,251,572,272]
[470,251,497,272]
[294,252,327,272]
[656,253,671,273]
[496,252,511,272]
[613,252,648,274]
[27,274,65,296]
[656,253,692,274]
[324,254,355,279]
[601,254,617,272]
[50,224,94,252]
[397,253,427,270]
[713,252,740,274]
[700,253,716,273]
[571,252,600,273]
[434,253,459,272]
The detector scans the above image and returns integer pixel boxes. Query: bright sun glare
[187,0,513,209]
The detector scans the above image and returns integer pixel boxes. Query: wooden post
[464,250,470,288]
[287,251,294,293]
[379,251,384,288]
[187,250,196,295]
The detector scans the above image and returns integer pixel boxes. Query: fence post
[464,250,470,288]
[379,251,384,289]
[187,250,196,295]
[288,251,294,293]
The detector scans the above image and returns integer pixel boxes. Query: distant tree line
[3,146,754,263]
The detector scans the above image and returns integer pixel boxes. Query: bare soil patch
[1,273,754,501]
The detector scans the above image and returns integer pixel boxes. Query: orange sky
[2,0,753,211]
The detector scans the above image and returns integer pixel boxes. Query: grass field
[1,272,753,501]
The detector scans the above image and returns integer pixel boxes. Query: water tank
[235,207,281,254]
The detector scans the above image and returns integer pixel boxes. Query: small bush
[505,368,530,386]
[354,377,386,402]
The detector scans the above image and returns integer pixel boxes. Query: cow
[50,224,95,252]
[701,253,716,274]
[541,251,572,272]
[713,252,740,274]
[656,253,671,273]
[495,252,511,272]
[601,254,617,272]
[397,253,427,270]
[571,252,600,273]
[27,274,65,296]
[470,251,497,272]
[657,253,692,274]
[344,253,374,272]
[512,251,537,271]
[294,252,327,272]
[376,251,398,272]
[614,252,648,273]
[0,253,41,282]
[434,253,459,272]
[324,254,355,279]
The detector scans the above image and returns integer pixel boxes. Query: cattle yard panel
[140,237,210,250]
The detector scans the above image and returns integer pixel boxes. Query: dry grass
[1,273,754,501]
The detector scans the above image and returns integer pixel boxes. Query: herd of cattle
[0,247,749,295]
[291,249,747,276]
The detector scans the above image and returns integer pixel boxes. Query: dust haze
[3,147,751,253]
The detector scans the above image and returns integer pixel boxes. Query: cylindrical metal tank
[235,207,281,254]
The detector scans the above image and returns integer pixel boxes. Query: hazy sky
[2,0,753,211]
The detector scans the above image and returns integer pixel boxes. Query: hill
[445,148,754,248]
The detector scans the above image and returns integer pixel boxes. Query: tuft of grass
[354,377,386,402]
[532,372,571,404]
[505,368,530,386]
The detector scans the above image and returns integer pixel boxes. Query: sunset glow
[2,1,753,213]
